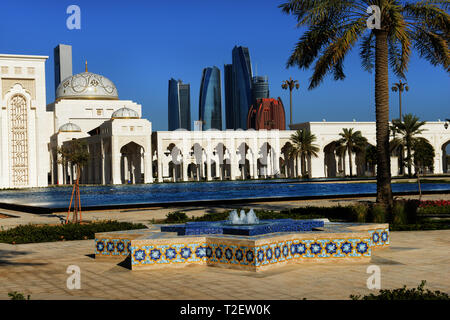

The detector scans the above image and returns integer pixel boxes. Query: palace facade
[0,53,449,188]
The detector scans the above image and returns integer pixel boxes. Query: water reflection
[0,180,448,209]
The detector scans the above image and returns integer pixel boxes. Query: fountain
[94,208,390,272]
[159,209,323,236]
[227,209,259,225]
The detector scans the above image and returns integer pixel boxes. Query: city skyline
[0,0,448,131]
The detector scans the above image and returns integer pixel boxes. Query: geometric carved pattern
[9,94,29,186]
[2,79,36,100]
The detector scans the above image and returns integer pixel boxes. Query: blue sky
[0,0,448,131]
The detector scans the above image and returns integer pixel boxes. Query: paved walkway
[0,230,449,300]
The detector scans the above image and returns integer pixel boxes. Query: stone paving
[0,229,449,300]
[1,193,449,300]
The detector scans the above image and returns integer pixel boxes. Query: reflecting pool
[0,180,448,209]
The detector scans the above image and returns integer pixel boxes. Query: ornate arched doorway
[8,94,29,187]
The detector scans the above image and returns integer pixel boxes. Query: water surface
[0,180,448,209]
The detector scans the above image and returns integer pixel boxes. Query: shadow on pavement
[0,249,47,266]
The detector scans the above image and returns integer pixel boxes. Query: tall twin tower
[169,46,268,131]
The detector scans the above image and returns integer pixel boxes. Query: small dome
[56,72,118,101]
[111,107,139,119]
[59,122,82,133]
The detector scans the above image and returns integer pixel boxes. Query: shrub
[165,211,189,223]
[351,204,368,222]
[404,200,419,224]
[390,221,450,231]
[350,281,449,300]
[369,205,386,223]
[0,220,146,244]
[392,201,407,225]
[280,206,355,221]
[193,211,231,222]
[8,292,30,300]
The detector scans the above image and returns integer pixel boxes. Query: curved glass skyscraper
[168,78,191,131]
[199,66,222,130]
[231,46,253,129]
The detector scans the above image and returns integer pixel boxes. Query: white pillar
[57,162,63,185]
[310,150,325,178]
[144,152,152,183]
[182,159,188,182]
[434,152,442,174]
[391,156,399,177]
[249,156,253,178]
[206,154,212,181]
[273,150,280,177]
[230,138,237,181]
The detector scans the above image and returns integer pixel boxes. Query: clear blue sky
[0,0,448,131]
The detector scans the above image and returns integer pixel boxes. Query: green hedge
[161,200,450,231]
[0,220,147,244]
[350,281,449,300]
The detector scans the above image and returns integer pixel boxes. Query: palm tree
[336,128,368,177]
[289,129,319,178]
[391,80,409,121]
[58,140,89,223]
[280,1,449,210]
[281,77,300,126]
[391,113,427,177]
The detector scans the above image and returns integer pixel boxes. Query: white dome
[111,107,139,119]
[56,72,118,101]
[59,122,82,133]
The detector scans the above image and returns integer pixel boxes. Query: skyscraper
[168,79,191,131]
[54,44,72,93]
[224,64,234,130]
[199,66,222,130]
[224,46,253,129]
[252,76,269,102]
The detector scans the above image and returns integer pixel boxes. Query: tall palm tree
[336,128,368,177]
[289,129,320,177]
[391,80,409,121]
[391,113,427,177]
[280,1,449,210]
[281,77,300,125]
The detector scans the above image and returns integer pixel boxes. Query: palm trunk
[374,30,393,210]
[301,153,306,177]
[407,143,412,177]
[290,89,293,126]
[348,146,353,177]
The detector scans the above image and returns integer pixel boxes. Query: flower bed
[418,200,450,215]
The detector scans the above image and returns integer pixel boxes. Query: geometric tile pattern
[95,222,389,271]
[129,236,372,270]
[368,228,390,247]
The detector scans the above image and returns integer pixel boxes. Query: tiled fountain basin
[94,222,389,271]
[160,219,324,236]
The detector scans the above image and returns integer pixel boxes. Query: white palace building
[0,53,449,189]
